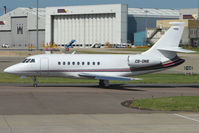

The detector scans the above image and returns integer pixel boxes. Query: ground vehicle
[2,44,9,48]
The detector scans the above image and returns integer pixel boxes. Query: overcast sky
[0,0,198,15]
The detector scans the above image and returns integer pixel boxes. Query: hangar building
[128,8,179,43]
[0,8,45,48]
[45,4,127,46]
[0,4,180,48]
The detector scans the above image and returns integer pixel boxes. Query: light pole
[36,0,39,50]
[197,0,199,47]
[144,10,149,30]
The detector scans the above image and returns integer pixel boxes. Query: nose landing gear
[33,76,38,87]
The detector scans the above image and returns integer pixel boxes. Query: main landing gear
[33,76,38,87]
[99,80,109,88]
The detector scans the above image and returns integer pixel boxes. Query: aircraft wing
[79,73,141,81]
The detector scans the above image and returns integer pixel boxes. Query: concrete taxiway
[0,84,199,114]
[1,113,199,133]
[0,84,199,133]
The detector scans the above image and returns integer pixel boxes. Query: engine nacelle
[128,55,161,68]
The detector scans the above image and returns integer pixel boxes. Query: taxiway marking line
[173,113,199,123]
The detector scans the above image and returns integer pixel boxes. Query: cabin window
[68,62,70,65]
[72,62,75,65]
[58,62,61,65]
[77,62,80,65]
[87,62,90,65]
[93,62,95,65]
[97,62,100,65]
[63,62,65,65]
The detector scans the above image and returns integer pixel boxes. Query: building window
[77,62,80,65]
[63,62,65,65]
[68,62,70,65]
[17,24,23,34]
[72,62,75,65]
[93,62,95,65]
[97,62,100,65]
[58,62,61,65]
[82,62,85,65]
[87,62,90,65]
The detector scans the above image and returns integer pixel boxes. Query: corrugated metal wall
[52,13,116,45]
[128,16,177,43]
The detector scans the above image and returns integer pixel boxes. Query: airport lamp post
[198,0,199,47]
[36,0,39,50]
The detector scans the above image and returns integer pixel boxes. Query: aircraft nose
[4,66,15,74]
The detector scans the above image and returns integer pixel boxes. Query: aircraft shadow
[19,83,145,92]
[97,84,145,91]
[10,83,199,91]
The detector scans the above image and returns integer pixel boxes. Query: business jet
[4,22,194,87]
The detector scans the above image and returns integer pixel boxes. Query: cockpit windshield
[30,59,35,63]
[22,58,36,63]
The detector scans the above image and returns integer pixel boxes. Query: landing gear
[99,80,109,88]
[33,76,38,87]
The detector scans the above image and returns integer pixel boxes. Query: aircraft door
[40,57,49,76]
[127,56,130,66]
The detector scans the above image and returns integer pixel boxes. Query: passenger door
[40,57,49,76]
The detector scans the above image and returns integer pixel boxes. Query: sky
[0,0,198,15]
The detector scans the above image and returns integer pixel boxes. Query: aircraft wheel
[33,76,38,87]
[33,83,38,87]
[99,80,109,88]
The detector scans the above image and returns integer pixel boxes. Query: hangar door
[52,13,116,45]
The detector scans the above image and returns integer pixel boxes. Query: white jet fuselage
[4,53,184,79]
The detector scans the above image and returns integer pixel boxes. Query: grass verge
[0,73,199,84]
[130,96,199,112]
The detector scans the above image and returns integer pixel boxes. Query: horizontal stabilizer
[79,73,131,81]
[158,47,196,53]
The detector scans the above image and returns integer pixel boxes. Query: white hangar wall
[45,4,128,46]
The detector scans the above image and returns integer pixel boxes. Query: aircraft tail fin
[65,40,75,48]
[142,22,195,59]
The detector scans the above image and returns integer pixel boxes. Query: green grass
[130,73,199,84]
[111,48,149,52]
[0,73,199,84]
[0,73,98,84]
[131,96,199,112]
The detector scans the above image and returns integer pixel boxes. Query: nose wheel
[33,76,38,87]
